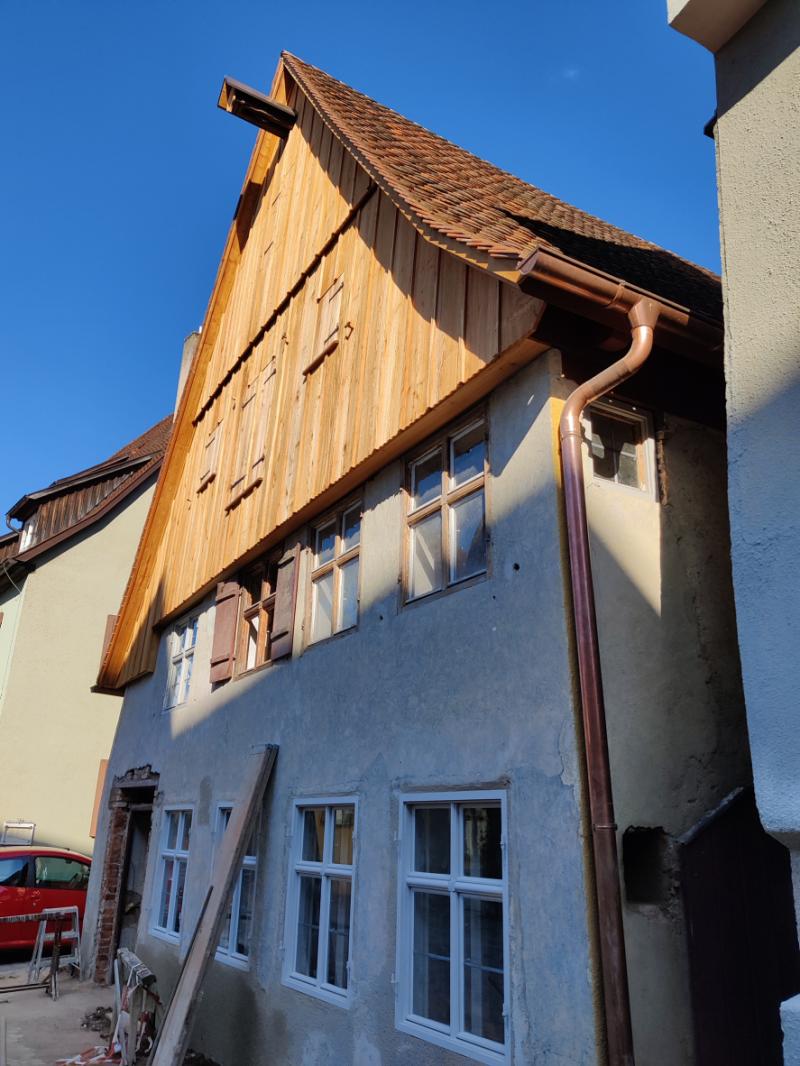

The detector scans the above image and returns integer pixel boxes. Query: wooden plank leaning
[148,744,278,1066]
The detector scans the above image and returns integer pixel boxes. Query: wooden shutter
[230,379,257,499]
[248,362,276,487]
[199,422,220,490]
[270,543,300,661]
[304,276,344,375]
[210,580,240,683]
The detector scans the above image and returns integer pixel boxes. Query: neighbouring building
[667,1,800,1061]
[82,53,789,1065]
[0,416,170,856]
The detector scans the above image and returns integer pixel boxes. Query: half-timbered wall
[105,78,543,688]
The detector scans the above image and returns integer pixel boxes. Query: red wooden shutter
[270,543,300,661]
[210,580,240,683]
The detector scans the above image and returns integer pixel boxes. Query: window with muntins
[406,419,488,602]
[215,806,258,967]
[309,503,361,644]
[154,809,192,941]
[585,400,655,496]
[164,617,198,709]
[397,792,508,1064]
[237,552,281,674]
[284,800,356,1006]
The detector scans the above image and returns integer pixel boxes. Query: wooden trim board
[148,744,278,1065]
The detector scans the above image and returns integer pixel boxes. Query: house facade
[667,1,800,1060]
[84,54,766,1064]
[0,417,170,855]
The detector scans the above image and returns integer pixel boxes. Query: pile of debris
[80,1006,114,1040]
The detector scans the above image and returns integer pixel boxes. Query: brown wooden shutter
[270,543,300,661]
[210,579,240,683]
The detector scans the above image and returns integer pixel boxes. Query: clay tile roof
[282,53,721,321]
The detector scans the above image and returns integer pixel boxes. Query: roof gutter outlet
[560,297,660,1066]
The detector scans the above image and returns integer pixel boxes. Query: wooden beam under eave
[218,76,297,137]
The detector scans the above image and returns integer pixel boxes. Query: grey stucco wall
[714,0,800,1053]
[85,354,603,1066]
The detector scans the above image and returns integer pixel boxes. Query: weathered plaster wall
[0,480,155,855]
[579,403,750,1066]
[85,355,604,1066]
[713,0,800,1051]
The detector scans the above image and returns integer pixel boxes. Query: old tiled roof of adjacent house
[283,52,722,321]
[3,415,171,566]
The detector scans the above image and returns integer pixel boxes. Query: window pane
[159,859,173,929]
[315,521,336,567]
[463,806,502,879]
[245,614,259,671]
[189,616,199,649]
[0,858,27,887]
[218,901,232,952]
[412,892,450,1025]
[243,568,263,606]
[311,571,334,643]
[463,897,504,1044]
[172,859,187,932]
[181,652,193,702]
[414,807,450,874]
[166,812,179,850]
[410,511,443,600]
[341,507,361,552]
[451,423,485,487]
[411,451,442,510]
[338,558,359,632]
[301,809,325,862]
[332,807,354,865]
[180,812,192,852]
[34,856,89,889]
[167,666,181,708]
[236,867,256,957]
[450,490,486,583]
[326,878,351,988]
[295,875,321,978]
[617,434,641,489]
[590,411,642,489]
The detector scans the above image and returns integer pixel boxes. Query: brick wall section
[93,795,130,985]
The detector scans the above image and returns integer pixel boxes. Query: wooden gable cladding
[101,81,545,691]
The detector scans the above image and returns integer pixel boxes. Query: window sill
[225,475,264,513]
[214,949,251,971]
[403,570,488,611]
[283,972,352,1009]
[303,621,358,654]
[396,1017,506,1065]
[149,926,181,947]
[233,656,278,682]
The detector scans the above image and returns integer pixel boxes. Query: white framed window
[283,798,357,1007]
[396,791,508,1064]
[152,808,192,943]
[584,399,655,498]
[214,805,258,969]
[164,616,198,710]
[405,419,488,602]
[308,503,361,644]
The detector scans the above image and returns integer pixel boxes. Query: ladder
[28,906,81,984]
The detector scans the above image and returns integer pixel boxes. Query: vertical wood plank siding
[104,83,543,688]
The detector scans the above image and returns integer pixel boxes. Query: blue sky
[0,1,717,511]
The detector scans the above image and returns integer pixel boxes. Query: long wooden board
[149,744,278,1065]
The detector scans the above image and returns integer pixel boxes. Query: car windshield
[0,857,28,887]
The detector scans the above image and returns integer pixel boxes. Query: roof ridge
[281,52,718,287]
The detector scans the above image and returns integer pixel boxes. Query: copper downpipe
[560,298,660,1066]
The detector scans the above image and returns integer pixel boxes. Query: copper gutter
[559,298,660,1066]
[518,247,721,359]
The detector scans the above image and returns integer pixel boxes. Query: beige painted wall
[553,373,751,1066]
[0,480,155,855]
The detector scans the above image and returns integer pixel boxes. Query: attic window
[584,400,655,498]
[304,277,343,376]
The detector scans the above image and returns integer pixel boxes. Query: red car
[0,846,91,949]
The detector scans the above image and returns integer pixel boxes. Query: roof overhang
[7,455,153,523]
[667,0,767,52]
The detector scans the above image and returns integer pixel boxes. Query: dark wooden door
[680,787,800,1065]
